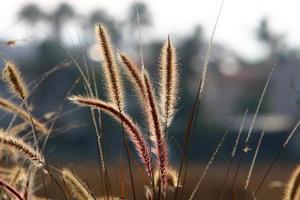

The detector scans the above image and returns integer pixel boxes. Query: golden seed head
[284,165,300,200]
[159,36,178,126]
[2,60,28,100]
[62,168,93,200]
[0,131,45,169]
[95,24,124,110]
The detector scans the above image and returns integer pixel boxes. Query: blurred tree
[179,26,204,91]
[256,18,285,59]
[47,3,76,41]
[175,26,208,132]
[257,18,271,42]
[19,3,45,25]
[88,9,121,44]
[18,3,45,36]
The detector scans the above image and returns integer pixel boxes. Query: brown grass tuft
[0,131,45,169]
[159,36,178,126]
[68,96,153,177]
[95,23,124,110]
[2,60,28,100]
[284,165,300,200]
[62,168,93,200]
[0,98,48,134]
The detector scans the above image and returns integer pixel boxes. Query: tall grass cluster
[0,21,299,200]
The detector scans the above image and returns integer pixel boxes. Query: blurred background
[0,0,300,198]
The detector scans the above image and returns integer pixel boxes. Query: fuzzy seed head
[95,24,124,110]
[0,131,45,169]
[119,52,146,101]
[143,72,168,193]
[159,37,178,126]
[284,165,300,200]
[62,168,93,200]
[2,60,28,100]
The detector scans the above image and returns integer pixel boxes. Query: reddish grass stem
[0,179,24,200]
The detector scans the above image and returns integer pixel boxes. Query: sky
[1,0,299,61]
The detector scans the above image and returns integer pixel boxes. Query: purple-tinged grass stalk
[119,52,146,102]
[119,54,166,167]
[96,23,136,199]
[283,165,300,200]
[153,168,181,192]
[119,52,159,197]
[145,185,154,200]
[143,72,168,194]
[0,178,24,200]
[68,96,153,177]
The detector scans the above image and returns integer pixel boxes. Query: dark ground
[35,162,294,199]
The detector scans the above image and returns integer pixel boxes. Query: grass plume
[0,131,45,169]
[2,60,28,100]
[160,36,178,126]
[96,23,137,199]
[62,168,93,200]
[143,72,168,194]
[283,165,300,200]
[119,52,146,101]
[68,96,153,177]
[95,23,124,110]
